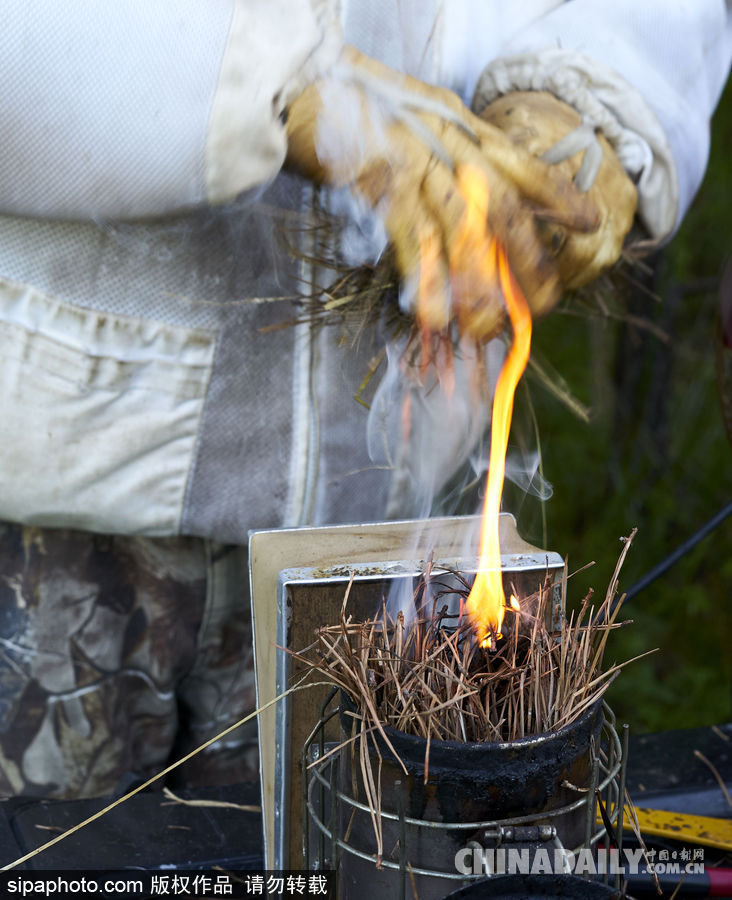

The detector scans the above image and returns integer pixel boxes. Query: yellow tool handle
[619,807,732,852]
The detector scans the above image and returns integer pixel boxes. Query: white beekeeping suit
[0,0,729,542]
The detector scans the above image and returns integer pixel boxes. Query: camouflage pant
[0,523,258,799]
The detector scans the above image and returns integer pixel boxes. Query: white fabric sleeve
[0,0,341,221]
[471,1,732,242]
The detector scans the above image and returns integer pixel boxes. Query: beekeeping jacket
[0,0,730,545]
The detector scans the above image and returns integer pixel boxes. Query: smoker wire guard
[302,692,628,897]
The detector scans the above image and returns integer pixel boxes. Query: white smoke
[368,328,505,521]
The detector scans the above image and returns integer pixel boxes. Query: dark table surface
[2,721,731,872]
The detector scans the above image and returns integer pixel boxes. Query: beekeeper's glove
[285,47,600,340]
[477,91,638,293]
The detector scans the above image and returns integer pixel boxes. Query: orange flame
[412,164,532,647]
[436,168,533,648]
[468,248,532,647]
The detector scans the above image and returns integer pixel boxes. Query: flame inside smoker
[469,246,532,648]
[415,165,533,648]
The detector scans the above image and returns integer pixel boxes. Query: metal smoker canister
[250,514,577,871]
[334,698,604,900]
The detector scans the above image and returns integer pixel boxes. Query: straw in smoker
[295,530,646,746]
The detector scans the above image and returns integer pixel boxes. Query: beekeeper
[0,1,728,798]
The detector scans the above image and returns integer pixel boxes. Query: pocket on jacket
[0,277,216,535]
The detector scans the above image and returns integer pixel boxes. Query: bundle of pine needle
[270,194,658,428]
[294,529,648,746]
[276,193,650,347]
[272,199,407,344]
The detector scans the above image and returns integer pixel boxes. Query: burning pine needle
[293,530,648,747]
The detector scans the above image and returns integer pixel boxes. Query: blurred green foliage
[511,78,732,733]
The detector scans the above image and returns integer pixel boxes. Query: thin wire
[1,679,325,871]
[604,500,732,620]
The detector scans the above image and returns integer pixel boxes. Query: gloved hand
[478,91,638,293]
[285,47,601,341]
